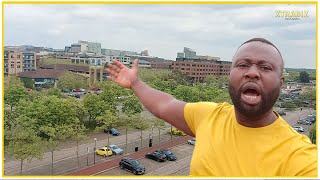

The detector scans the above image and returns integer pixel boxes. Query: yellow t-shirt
[184,102,317,177]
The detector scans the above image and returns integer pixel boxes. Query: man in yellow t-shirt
[106,37,317,177]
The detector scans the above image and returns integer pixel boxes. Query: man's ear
[280,76,284,87]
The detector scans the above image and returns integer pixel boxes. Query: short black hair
[240,37,283,62]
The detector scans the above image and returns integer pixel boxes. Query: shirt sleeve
[285,138,317,177]
[184,102,218,136]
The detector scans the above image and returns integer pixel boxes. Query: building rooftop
[17,69,68,79]
[40,64,91,72]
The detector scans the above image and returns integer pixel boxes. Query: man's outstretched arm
[107,59,193,136]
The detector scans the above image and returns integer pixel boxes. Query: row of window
[173,63,230,68]
[9,64,35,68]
[7,55,34,59]
[186,72,229,76]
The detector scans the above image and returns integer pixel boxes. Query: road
[4,126,176,175]
[4,107,315,176]
[96,143,193,176]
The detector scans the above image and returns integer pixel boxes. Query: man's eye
[237,64,249,68]
[260,66,272,71]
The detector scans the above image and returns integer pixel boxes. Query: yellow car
[170,128,187,136]
[96,147,113,157]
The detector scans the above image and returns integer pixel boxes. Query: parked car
[96,147,113,157]
[292,126,304,132]
[145,151,167,162]
[119,158,145,175]
[306,115,316,124]
[155,149,177,161]
[68,92,81,98]
[104,128,120,136]
[297,119,312,125]
[188,138,196,145]
[169,128,186,136]
[278,111,286,116]
[106,144,123,155]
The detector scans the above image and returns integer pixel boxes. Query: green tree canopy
[4,77,27,111]
[57,72,87,90]
[299,71,310,83]
[83,94,109,127]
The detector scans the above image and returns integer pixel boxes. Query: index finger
[111,59,126,69]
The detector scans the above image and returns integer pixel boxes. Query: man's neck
[234,109,278,128]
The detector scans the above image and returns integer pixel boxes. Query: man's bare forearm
[130,79,192,136]
[131,79,174,118]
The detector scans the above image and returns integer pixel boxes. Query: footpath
[68,135,191,176]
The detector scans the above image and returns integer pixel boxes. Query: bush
[309,125,316,144]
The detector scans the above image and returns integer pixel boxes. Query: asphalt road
[96,143,194,176]
[4,107,315,176]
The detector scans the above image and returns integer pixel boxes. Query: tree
[151,118,166,143]
[4,77,27,111]
[300,87,316,102]
[204,75,228,88]
[309,124,316,144]
[121,95,143,153]
[99,81,126,112]
[20,78,35,89]
[40,124,74,175]
[83,94,108,127]
[168,70,192,85]
[96,110,120,147]
[70,123,87,168]
[57,72,87,90]
[132,117,150,149]
[47,87,62,98]
[173,85,203,102]
[6,115,43,175]
[15,96,79,175]
[299,71,310,83]
[4,109,17,142]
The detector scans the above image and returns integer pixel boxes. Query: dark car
[104,128,120,136]
[278,111,286,116]
[306,115,316,124]
[297,119,312,125]
[119,158,145,175]
[155,149,177,161]
[145,151,167,162]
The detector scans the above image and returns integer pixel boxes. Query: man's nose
[244,65,260,80]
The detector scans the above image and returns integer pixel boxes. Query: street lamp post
[86,147,89,166]
[299,112,301,121]
[151,126,154,139]
[94,138,97,164]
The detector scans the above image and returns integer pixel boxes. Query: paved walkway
[68,135,191,176]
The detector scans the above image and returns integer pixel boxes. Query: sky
[4,3,317,69]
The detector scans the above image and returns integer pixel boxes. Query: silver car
[187,138,196,145]
[107,144,124,155]
[293,126,304,132]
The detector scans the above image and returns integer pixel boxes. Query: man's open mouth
[241,83,262,105]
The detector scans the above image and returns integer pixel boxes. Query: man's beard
[228,83,280,119]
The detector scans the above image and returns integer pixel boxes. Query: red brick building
[172,57,232,83]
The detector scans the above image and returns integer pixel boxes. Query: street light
[299,112,301,121]
[151,126,154,139]
[93,138,97,164]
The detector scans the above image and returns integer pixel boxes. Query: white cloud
[4,4,316,69]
